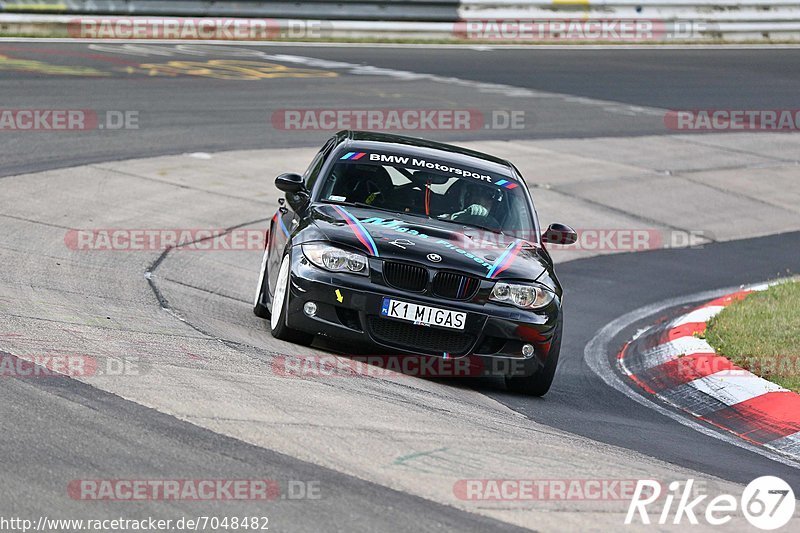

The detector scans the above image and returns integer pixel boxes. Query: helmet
[465,184,502,207]
[344,164,393,203]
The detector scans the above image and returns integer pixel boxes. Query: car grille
[382,261,428,292]
[433,272,480,300]
[367,316,475,355]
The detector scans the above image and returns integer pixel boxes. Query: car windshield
[318,151,536,236]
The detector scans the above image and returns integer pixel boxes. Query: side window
[304,138,336,192]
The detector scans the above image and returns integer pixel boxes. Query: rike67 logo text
[626,477,795,530]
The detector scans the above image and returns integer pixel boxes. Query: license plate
[380,298,466,330]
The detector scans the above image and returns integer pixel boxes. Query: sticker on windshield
[368,153,493,182]
[336,150,516,185]
[340,151,366,160]
[494,179,518,190]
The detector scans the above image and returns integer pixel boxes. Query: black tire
[253,243,271,319]
[504,322,562,397]
[270,253,314,346]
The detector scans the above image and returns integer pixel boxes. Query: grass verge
[705,281,800,392]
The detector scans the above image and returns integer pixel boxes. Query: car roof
[336,130,522,180]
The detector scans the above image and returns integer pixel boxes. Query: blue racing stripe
[487,239,521,279]
[333,206,380,257]
[277,215,290,238]
[347,212,379,257]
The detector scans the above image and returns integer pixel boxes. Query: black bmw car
[254,131,576,395]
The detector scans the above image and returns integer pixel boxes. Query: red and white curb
[618,283,800,460]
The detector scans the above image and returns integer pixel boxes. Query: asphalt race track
[1,41,799,531]
[3,42,800,177]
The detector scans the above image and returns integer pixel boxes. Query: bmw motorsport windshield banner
[337,150,519,187]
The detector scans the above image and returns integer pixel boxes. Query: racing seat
[433,178,468,216]
[346,164,394,206]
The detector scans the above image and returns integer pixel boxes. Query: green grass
[705,281,800,392]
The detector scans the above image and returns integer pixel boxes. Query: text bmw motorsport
[253,131,577,395]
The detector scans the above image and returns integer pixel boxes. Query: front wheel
[270,253,314,345]
[504,322,562,396]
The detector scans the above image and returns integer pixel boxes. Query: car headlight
[490,282,554,310]
[302,243,369,275]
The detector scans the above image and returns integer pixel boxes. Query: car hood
[306,204,547,281]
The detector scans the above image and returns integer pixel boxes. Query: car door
[267,137,335,296]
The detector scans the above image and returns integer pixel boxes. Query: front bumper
[283,249,562,378]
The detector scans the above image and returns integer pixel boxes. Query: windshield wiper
[319,199,398,215]
[320,200,442,222]
[321,200,512,237]
[466,223,507,236]
[434,216,507,236]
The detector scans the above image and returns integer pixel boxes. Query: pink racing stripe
[487,239,524,279]
[331,205,378,256]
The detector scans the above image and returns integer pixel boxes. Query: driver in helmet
[440,185,498,222]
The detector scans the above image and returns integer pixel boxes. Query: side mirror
[275,173,305,194]
[542,223,578,246]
